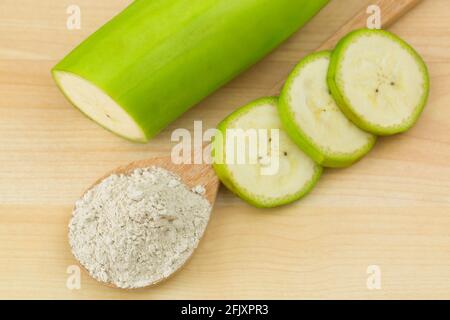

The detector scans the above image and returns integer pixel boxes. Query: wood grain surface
[1,0,450,299]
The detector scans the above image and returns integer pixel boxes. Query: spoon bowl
[70,156,220,289]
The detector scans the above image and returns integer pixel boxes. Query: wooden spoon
[71,155,219,290]
[71,0,422,289]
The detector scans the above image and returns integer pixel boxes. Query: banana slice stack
[213,29,430,208]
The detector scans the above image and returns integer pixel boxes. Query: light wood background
[1,0,449,299]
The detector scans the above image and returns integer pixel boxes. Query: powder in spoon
[68,166,212,289]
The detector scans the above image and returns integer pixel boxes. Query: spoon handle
[316,0,423,51]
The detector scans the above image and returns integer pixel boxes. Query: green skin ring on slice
[279,51,377,168]
[212,97,323,208]
[327,28,430,136]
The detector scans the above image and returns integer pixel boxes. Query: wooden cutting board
[1,0,450,299]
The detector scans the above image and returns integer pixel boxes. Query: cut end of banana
[53,71,147,142]
[213,97,322,208]
[280,51,376,167]
[328,29,429,135]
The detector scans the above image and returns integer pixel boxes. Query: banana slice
[327,29,430,135]
[279,51,376,167]
[212,97,322,208]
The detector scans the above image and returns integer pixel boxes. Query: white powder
[68,166,212,289]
